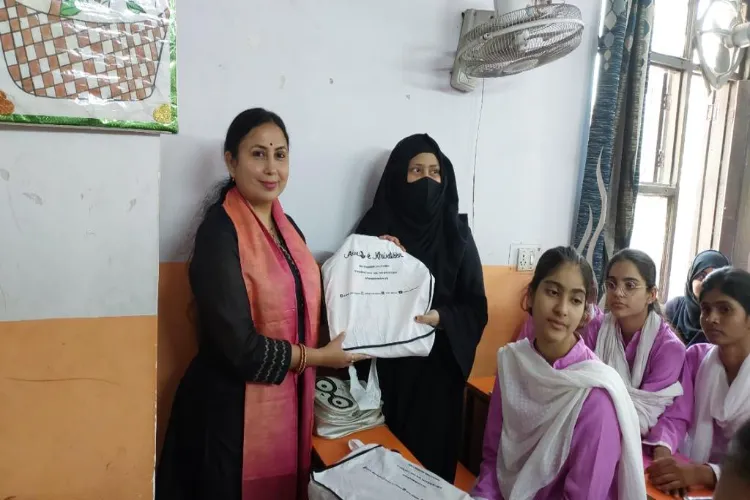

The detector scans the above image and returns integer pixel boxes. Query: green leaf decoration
[126,1,146,14]
[60,0,81,17]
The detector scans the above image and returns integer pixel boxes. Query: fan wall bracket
[451,9,496,92]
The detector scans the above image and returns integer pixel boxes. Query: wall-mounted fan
[451,0,585,92]
[695,0,750,89]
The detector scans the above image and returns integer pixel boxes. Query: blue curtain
[573,0,655,286]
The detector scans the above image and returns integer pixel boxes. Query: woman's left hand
[415,310,440,327]
[379,235,405,252]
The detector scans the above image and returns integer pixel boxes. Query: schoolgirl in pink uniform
[648,267,750,495]
[472,247,645,500]
[517,249,686,456]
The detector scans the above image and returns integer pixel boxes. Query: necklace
[267,222,282,247]
[242,198,282,247]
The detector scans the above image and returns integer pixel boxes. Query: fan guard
[695,0,749,89]
[458,4,584,78]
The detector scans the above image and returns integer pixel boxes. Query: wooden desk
[468,376,495,399]
[454,463,476,493]
[312,426,477,493]
[465,377,714,498]
[647,484,713,499]
[312,425,420,468]
[462,377,494,475]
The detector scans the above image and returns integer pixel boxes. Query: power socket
[510,244,541,272]
[517,248,536,271]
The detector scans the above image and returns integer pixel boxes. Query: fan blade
[701,0,739,40]
[716,44,732,73]
[731,22,750,48]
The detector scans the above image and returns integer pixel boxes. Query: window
[629,0,746,300]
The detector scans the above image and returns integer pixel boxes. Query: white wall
[1,0,601,323]
[0,130,160,322]
[159,0,602,265]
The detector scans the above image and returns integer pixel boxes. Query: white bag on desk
[321,234,436,410]
[314,376,385,439]
[321,234,435,358]
[309,440,473,500]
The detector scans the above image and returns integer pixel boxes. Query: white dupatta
[594,310,683,435]
[496,339,645,500]
[682,345,750,465]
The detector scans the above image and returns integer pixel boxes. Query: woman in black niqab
[665,249,730,346]
[356,134,488,482]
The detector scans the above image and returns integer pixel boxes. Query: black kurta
[156,204,307,500]
[355,134,489,482]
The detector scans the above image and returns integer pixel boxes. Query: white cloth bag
[314,376,385,440]
[322,234,436,357]
[321,234,435,409]
[309,440,473,500]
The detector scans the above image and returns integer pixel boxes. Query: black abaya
[355,134,488,482]
[371,234,487,481]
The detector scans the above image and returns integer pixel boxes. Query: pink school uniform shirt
[659,343,739,471]
[471,337,622,500]
[517,307,687,452]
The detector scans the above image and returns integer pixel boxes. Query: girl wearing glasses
[518,249,686,459]
[647,267,750,495]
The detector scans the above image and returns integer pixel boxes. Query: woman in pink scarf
[156,109,366,500]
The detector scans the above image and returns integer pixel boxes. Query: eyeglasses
[604,280,646,297]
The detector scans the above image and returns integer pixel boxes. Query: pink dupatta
[223,187,321,500]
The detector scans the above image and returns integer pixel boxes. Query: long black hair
[605,248,662,313]
[525,246,597,314]
[700,266,750,315]
[203,108,290,216]
[186,109,289,321]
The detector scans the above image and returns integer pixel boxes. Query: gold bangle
[297,344,307,373]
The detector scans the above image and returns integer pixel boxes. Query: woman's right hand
[379,235,405,252]
[311,333,368,369]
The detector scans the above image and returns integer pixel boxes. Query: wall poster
[0,0,177,133]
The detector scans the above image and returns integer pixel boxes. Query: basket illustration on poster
[0,0,177,132]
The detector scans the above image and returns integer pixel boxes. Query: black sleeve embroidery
[190,206,294,385]
[252,337,292,385]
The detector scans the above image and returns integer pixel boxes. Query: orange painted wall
[0,315,157,500]
[155,262,530,459]
[470,267,530,378]
[157,263,198,458]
